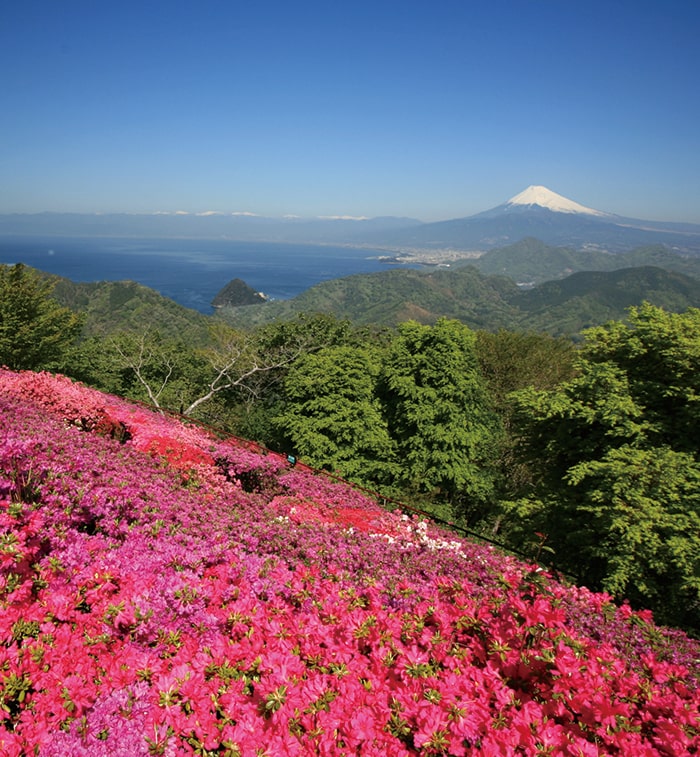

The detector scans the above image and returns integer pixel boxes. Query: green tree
[475,329,576,409]
[475,329,576,500]
[0,264,82,370]
[380,318,502,523]
[236,313,384,445]
[581,301,700,453]
[254,312,356,355]
[506,304,700,630]
[275,344,398,487]
[567,446,700,629]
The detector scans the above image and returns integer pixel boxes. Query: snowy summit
[506,185,608,217]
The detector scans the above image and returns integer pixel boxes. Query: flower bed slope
[0,370,698,756]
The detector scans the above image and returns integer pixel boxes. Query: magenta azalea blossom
[0,369,698,755]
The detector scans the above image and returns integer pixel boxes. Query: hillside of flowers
[1,369,699,756]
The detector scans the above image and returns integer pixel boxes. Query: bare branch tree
[182,326,305,415]
[111,329,175,412]
[110,323,307,417]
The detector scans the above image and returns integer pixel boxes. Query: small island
[211,278,268,308]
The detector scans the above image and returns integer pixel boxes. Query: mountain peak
[506,185,608,217]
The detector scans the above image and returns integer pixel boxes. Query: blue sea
[0,235,409,314]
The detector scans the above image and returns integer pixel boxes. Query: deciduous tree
[275,345,398,486]
[105,321,315,420]
[506,304,700,630]
[380,318,502,523]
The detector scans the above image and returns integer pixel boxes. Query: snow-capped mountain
[503,185,609,217]
[367,186,700,253]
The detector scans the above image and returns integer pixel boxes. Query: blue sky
[2,0,699,222]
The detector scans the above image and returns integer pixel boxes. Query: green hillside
[217,266,519,329]
[471,238,700,284]
[219,263,700,336]
[516,266,700,311]
[511,266,700,334]
[45,274,213,344]
[22,253,700,340]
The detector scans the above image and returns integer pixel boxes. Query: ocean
[0,235,409,314]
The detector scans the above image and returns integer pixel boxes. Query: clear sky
[2,0,699,222]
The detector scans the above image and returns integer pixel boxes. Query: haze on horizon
[2,1,699,224]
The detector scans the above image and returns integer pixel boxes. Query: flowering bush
[0,369,698,756]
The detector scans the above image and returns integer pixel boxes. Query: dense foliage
[506,304,700,631]
[380,319,501,520]
[1,369,699,755]
[274,344,398,486]
[275,319,503,521]
[0,264,82,370]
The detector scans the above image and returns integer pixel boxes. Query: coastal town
[370,247,484,267]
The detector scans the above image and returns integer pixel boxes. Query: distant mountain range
[3,186,700,254]
[469,238,700,285]
[0,210,423,246]
[36,260,700,340]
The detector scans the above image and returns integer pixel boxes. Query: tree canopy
[0,264,82,370]
[380,318,502,521]
[275,344,398,486]
[506,304,700,630]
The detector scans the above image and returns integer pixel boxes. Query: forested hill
[470,238,700,284]
[43,274,213,343]
[218,263,700,335]
[512,266,700,334]
[221,266,518,330]
[15,251,700,338]
[518,266,700,311]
